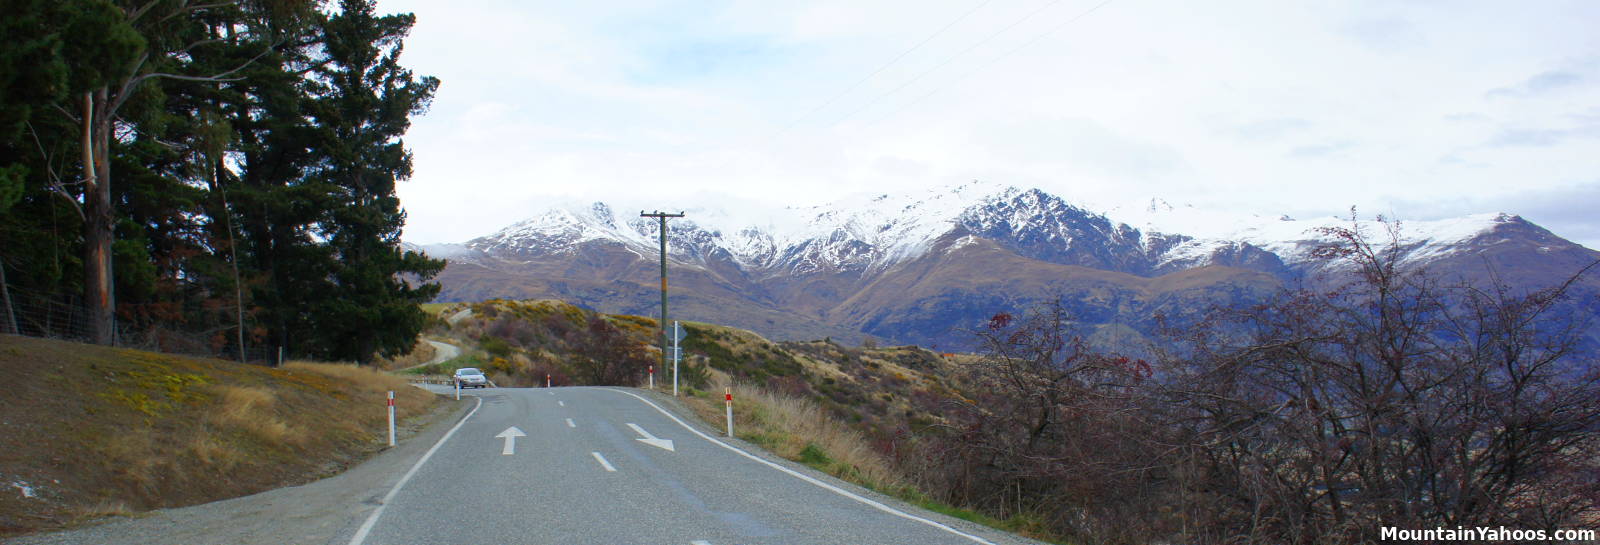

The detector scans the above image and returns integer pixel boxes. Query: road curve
[350,386,1045,545]
[423,340,460,366]
[394,340,461,374]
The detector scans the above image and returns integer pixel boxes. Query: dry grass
[100,431,160,494]
[282,360,436,433]
[207,385,303,446]
[72,500,137,520]
[684,381,905,493]
[185,433,240,472]
[0,336,444,536]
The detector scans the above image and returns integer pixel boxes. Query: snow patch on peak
[444,183,1528,277]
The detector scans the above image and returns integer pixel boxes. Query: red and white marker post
[648,365,654,390]
[546,374,551,388]
[724,387,734,437]
[386,391,396,447]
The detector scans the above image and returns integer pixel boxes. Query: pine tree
[297,0,442,362]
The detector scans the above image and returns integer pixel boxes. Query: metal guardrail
[405,375,499,388]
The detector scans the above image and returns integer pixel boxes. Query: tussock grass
[100,431,159,493]
[0,336,444,536]
[282,361,435,435]
[684,382,905,493]
[209,385,301,445]
[734,383,905,489]
[72,500,136,521]
[679,382,1073,542]
[186,433,239,472]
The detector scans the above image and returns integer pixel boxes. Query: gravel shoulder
[3,393,471,545]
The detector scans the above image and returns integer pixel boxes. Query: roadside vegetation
[899,219,1600,544]
[425,298,1068,541]
[426,219,1599,545]
[0,1,441,363]
[0,336,440,536]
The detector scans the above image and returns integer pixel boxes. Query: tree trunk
[81,90,116,345]
[213,157,246,362]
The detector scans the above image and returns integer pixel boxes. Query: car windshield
[456,368,482,376]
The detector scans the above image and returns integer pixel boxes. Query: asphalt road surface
[394,340,462,373]
[352,386,1041,545]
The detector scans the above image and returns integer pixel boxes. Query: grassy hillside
[0,335,439,536]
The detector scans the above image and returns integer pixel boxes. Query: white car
[453,367,488,389]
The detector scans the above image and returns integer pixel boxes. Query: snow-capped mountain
[432,180,1556,278]
[415,181,1599,349]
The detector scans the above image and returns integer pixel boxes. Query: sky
[375,0,1600,249]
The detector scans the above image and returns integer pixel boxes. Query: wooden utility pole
[640,211,684,380]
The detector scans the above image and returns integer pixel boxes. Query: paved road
[395,340,462,374]
[353,386,1040,545]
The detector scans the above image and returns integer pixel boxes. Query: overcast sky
[376,0,1600,249]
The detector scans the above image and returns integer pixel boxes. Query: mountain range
[410,181,1600,350]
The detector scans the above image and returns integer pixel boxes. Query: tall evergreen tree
[299,0,443,361]
[1,0,441,362]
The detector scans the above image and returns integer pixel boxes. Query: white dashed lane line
[591,452,617,472]
[566,418,575,428]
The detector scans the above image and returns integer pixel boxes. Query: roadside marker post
[724,387,734,437]
[386,391,396,447]
[454,379,460,400]
[672,321,682,397]
[648,365,655,390]
[546,374,551,388]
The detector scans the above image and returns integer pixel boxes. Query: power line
[862,0,1120,129]
[829,0,1079,128]
[707,1,998,179]
[767,0,998,141]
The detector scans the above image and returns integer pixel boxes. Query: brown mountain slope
[830,233,1283,350]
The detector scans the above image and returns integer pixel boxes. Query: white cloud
[379,0,1600,250]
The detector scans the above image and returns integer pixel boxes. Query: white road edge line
[591,451,617,472]
[348,395,484,545]
[691,541,712,545]
[602,389,997,545]
[566,418,576,428]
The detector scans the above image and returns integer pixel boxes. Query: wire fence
[0,287,283,366]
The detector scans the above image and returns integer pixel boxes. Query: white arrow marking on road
[626,423,675,452]
[496,426,526,455]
